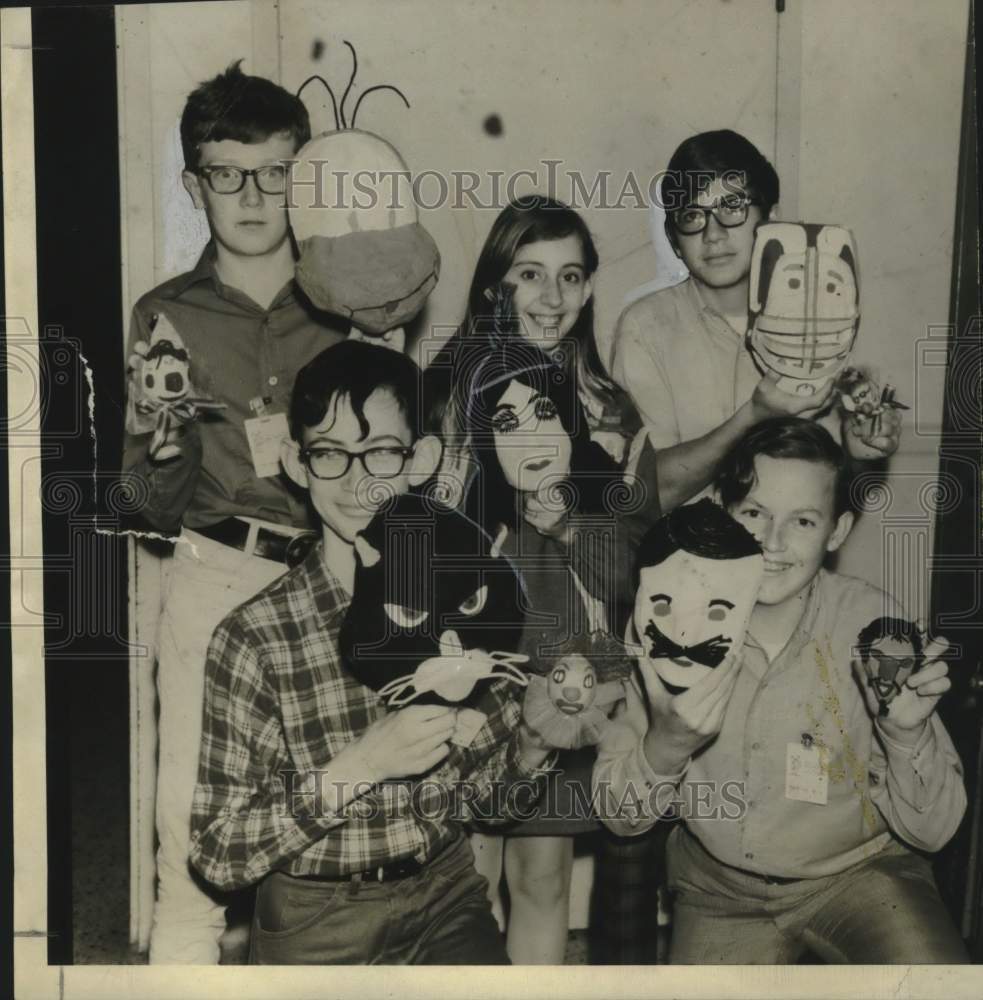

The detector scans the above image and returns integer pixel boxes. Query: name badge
[244,412,289,479]
[785,739,829,805]
[450,708,486,748]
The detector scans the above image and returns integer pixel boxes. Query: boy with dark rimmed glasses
[611,129,901,515]
[190,340,556,964]
[122,61,348,963]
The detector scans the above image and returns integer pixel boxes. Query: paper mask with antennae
[290,41,440,341]
[855,617,924,717]
[631,498,764,692]
[339,492,529,709]
[747,222,860,397]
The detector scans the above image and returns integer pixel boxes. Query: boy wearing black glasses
[122,63,347,963]
[611,130,900,513]
[190,340,555,964]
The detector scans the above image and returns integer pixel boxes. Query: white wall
[118,0,968,939]
[792,0,967,607]
[278,0,778,365]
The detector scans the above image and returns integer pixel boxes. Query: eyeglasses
[196,164,288,195]
[300,446,415,481]
[671,194,759,235]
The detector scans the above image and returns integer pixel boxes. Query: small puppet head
[523,631,635,749]
[632,498,764,692]
[747,222,860,397]
[462,336,617,531]
[339,491,527,706]
[855,616,924,716]
[142,314,191,403]
[289,43,440,336]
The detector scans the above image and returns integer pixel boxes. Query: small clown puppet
[126,313,225,461]
[522,632,635,749]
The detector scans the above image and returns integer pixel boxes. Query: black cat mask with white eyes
[339,491,529,706]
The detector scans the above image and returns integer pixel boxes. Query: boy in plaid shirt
[190,341,555,964]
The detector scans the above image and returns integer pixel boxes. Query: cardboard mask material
[747,222,860,396]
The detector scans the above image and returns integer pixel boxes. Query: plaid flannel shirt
[190,543,553,891]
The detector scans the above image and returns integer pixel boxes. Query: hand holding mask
[629,498,764,693]
[747,223,860,400]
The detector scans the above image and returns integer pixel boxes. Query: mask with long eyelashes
[340,492,528,707]
[643,621,731,668]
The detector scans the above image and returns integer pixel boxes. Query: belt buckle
[375,865,386,883]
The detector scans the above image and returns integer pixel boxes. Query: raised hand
[842,404,902,461]
[854,628,952,746]
[751,371,835,422]
[636,651,742,774]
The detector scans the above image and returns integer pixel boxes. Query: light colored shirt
[611,278,761,450]
[592,569,966,879]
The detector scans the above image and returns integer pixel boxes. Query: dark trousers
[667,826,969,964]
[249,835,510,965]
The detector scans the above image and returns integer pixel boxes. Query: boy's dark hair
[660,129,780,217]
[637,497,761,576]
[856,616,924,664]
[289,340,424,443]
[180,61,311,172]
[715,417,854,517]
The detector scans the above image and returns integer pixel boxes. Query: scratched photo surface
[5,1,982,998]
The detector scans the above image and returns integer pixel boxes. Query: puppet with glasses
[630,498,764,694]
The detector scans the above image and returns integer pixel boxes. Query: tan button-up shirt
[611,279,761,450]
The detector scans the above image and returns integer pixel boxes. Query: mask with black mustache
[643,620,731,668]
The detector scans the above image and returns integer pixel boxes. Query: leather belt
[293,855,427,884]
[728,864,802,886]
[194,517,317,567]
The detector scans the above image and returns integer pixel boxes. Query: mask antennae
[350,84,411,129]
[296,74,341,131]
[339,39,359,128]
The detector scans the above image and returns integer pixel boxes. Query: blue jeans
[667,826,968,964]
[249,835,510,964]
